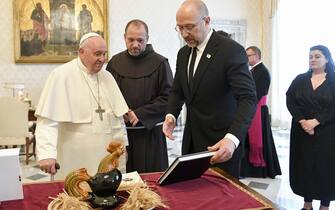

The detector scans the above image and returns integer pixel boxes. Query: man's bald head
[177,0,209,20]
[176,0,210,47]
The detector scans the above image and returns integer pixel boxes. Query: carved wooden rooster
[64,140,125,209]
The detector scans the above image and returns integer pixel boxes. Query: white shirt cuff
[224,133,240,148]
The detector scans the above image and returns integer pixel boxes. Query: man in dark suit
[163,0,257,178]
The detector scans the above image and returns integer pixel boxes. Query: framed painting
[13,0,108,63]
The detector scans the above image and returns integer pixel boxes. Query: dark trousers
[304,197,330,207]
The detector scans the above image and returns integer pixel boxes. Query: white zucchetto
[79,32,102,46]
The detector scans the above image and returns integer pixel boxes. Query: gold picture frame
[13,0,108,63]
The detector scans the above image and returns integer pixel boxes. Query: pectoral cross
[95,105,105,121]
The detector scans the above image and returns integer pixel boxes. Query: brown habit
[106,44,173,173]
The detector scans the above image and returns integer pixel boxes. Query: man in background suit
[240,46,281,178]
[163,0,257,178]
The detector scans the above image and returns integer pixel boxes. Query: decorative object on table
[117,171,145,192]
[48,190,93,210]
[63,140,125,209]
[86,168,122,208]
[97,140,125,173]
[117,171,169,209]
[120,185,169,210]
[54,140,168,209]
[63,168,91,199]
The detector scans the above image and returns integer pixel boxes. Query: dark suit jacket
[168,31,257,176]
[252,62,271,101]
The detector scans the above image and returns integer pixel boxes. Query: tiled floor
[16,127,334,210]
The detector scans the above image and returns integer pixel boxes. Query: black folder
[158,151,215,185]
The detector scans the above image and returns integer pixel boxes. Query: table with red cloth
[0,168,276,210]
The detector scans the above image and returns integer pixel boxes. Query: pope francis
[35,33,128,179]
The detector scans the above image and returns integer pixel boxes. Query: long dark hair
[310,45,335,73]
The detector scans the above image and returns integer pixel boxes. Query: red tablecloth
[0,170,273,210]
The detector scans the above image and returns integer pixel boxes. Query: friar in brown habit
[106,19,173,173]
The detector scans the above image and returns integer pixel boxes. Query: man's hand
[127,110,139,127]
[38,158,57,175]
[162,116,176,140]
[207,138,236,164]
[123,113,129,123]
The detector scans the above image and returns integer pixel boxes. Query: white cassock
[35,58,128,180]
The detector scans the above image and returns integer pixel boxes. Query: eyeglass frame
[175,17,207,33]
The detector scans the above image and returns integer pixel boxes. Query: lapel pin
[206,54,211,59]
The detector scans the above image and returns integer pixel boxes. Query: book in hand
[157,151,215,185]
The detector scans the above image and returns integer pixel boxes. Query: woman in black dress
[286,45,335,210]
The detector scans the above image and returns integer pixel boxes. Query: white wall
[0,0,268,106]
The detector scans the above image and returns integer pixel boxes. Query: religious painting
[13,0,108,63]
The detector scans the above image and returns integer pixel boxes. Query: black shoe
[301,208,313,210]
